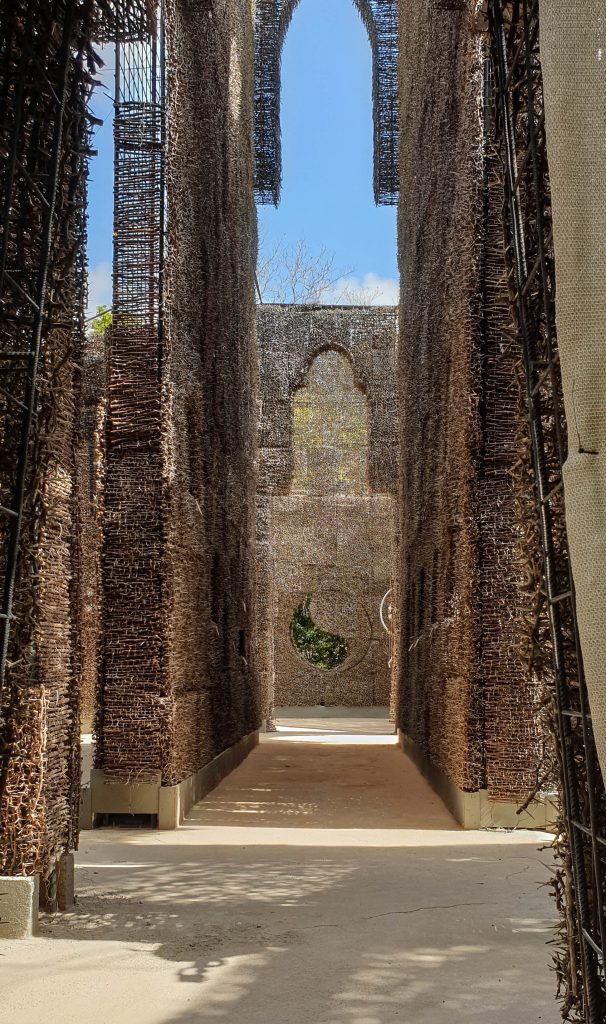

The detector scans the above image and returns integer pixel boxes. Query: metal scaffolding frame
[113,16,165,343]
[0,0,160,851]
[0,0,81,775]
[254,0,399,206]
[489,2,606,1019]
[97,8,167,778]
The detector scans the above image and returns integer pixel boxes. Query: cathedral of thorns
[1,2,606,1022]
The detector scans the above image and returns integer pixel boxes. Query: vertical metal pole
[489,3,605,1018]
[0,0,77,713]
[158,2,166,385]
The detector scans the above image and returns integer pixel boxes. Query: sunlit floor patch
[2,716,558,1024]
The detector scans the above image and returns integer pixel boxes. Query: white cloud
[87,261,112,320]
[324,272,399,307]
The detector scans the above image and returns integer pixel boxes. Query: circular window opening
[290,594,348,671]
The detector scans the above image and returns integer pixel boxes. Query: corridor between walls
[3,712,557,1024]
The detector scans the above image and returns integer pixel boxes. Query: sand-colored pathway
[2,715,558,1024]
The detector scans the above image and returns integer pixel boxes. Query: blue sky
[86,0,398,314]
[258,0,398,302]
[86,47,114,317]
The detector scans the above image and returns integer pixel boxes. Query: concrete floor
[2,715,559,1024]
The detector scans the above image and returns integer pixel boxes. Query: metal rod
[489,3,605,1018]
[0,4,33,295]
[0,0,77,717]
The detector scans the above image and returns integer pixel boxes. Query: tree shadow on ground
[40,833,559,1024]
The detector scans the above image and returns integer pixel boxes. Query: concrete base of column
[86,730,260,829]
[398,731,557,830]
[158,730,259,828]
[0,875,39,938]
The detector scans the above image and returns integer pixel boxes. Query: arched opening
[292,349,369,496]
[256,0,399,305]
[260,336,396,709]
[254,0,399,206]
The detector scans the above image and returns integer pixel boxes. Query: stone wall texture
[256,305,398,711]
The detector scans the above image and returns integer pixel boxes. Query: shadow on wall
[39,837,556,1024]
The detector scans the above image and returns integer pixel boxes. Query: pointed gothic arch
[254,0,399,206]
[291,347,370,497]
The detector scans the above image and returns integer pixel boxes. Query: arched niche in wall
[256,305,398,707]
[291,348,370,497]
[256,305,399,497]
[254,0,399,205]
[270,342,394,704]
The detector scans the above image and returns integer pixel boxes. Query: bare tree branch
[256,236,353,305]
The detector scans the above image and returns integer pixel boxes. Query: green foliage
[291,595,348,671]
[90,306,112,336]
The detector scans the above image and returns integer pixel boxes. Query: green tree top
[90,306,112,336]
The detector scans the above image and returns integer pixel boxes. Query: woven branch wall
[254,0,399,205]
[161,0,260,783]
[488,3,606,1010]
[98,0,260,786]
[75,333,106,731]
[480,116,543,802]
[256,305,398,711]
[98,23,167,783]
[93,0,155,42]
[0,1,95,876]
[396,1,541,803]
